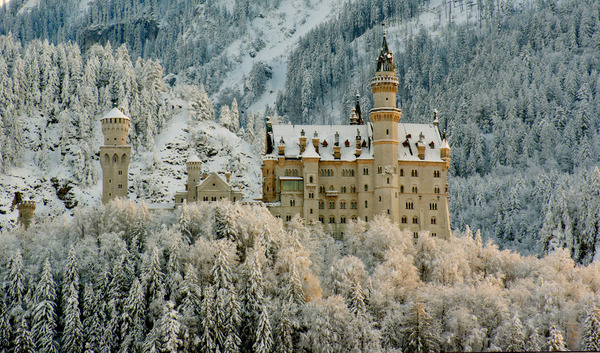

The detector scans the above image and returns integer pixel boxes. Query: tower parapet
[17,200,36,229]
[100,108,132,204]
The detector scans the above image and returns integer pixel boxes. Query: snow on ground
[217,0,341,113]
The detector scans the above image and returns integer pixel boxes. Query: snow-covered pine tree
[547,324,567,351]
[14,317,35,353]
[0,294,11,352]
[219,105,233,132]
[581,308,600,351]
[62,246,79,308]
[286,262,305,305]
[160,301,182,353]
[61,283,83,353]
[230,99,240,133]
[82,283,101,353]
[120,278,146,353]
[401,300,440,353]
[32,259,58,353]
[106,256,129,352]
[273,302,294,353]
[179,263,202,348]
[348,277,366,316]
[526,327,543,352]
[215,203,237,242]
[6,250,25,311]
[252,304,272,353]
[199,286,217,353]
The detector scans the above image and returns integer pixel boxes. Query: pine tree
[241,255,265,353]
[6,250,25,310]
[120,278,146,353]
[32,259,58,353]
[62,283,83,353]
[400,300,440,353]
[14,318,35,353]
[0,296,11,352]
[160,301,182,353]
[143,247,166,309]
[179,263,202,342]
[62,247,80,308]
[505,313,525,351]
[547,324,567,351]
[82,283,101,353]
[273,302,294,353]
[526,327,543,352]
[348,277,366,315]
[199,286,217,353]
[252,304,272,353]
[211,244,241,353]
[582,308,600,351]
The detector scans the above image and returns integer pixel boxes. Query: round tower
[186,153,203,202]
[370,29,401,223]
[17,200,36,229]
[100,108,132,204]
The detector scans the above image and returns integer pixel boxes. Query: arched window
[412,216,418,224]
[431,217,437,225]
[401,215,407,224]
[364,184,368,191]
[400,169,404,176]
[309,176,314,183]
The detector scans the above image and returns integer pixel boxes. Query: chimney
[299,129,307,154]
[312,131,319,154]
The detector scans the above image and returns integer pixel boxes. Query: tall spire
[376,23,395,72]
[355,91,364,125]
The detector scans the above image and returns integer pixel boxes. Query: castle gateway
[261,33,451,240]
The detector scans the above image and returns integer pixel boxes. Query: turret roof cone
[187,152,201,163]
[376,27,395,72]
[102,107,130,120]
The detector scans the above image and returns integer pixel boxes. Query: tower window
[387,178,390,184]
[118,170,123,175]
[118,184,123,189]
[413,216,418,224]
[412,186,418,193]
[341,186,347,193]
[309,192,314,199]
[400,169,404,176]
[411,169,418,177]
[434,170,441,178]
[365,200,368,208]
[386,129,389,135]
[434,187,440,194]
[319,215,324,223]
[329,201,335,209]
[413,232,419,239]
[310,209,313,214]
[364,184,368,191]
[340,216,346,224]
[290,199,296,207]
[379,196,382,202]
[109,179,112,183]
[319,201,324,209]
[431,217,437,225]
[329,216,335,224]
[406,201,414,210]
[363,168,369,175]
[432,233,437,237]
[400,185,404,193]
[401,216,407,224]
[430,203,438,210]
[309,176,314,183]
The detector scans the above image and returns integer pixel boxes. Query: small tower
[17,201,36,229]
[100,108,131,204]
[186,153,203,202]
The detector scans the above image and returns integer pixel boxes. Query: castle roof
[187,153,201,163]
[267,122,444,162]
[101,107,130,120]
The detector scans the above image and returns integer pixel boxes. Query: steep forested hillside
[1,200,600,352]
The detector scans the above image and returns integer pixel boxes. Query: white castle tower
[100,108,131,204]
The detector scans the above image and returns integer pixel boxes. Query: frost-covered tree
[14,318,35,353]
[581,308,600,351]
[62,283,83,353]
[547,324,567,351]
[6,250,25,311]
[400,300,440,353]
[273,302,294,353]
[82,283,101,353]
[120,278,146,353]
[160,301,182,353]
[142,247,166,324]
[32,259,58,353]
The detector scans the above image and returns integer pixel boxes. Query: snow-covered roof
[269,124,373,161]
[187,153,201,163]
[101,108,130,120]
[268,122,444,162]
[398,123,443,161]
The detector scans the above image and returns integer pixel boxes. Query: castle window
[310,209,313,214]
[309,176,314,183]
[401,216,407,224]
[309,192,314,199]
[341,186,346,193]
[329,201,335,209]
[365,216,368,222]
[387,209,390,214]
[378,166,382,174]
[351,186,356,193]
[379,196,382,202]
[406,201,414,210]
[340,201,346,209]
[400,185,404,193]
[434,170,441,178]
[285,215,292,221]
[351,201,357,209]
[386,129,389,135]
[365,200,368,208]
[113,155,118,162]
[118,170,123,175]
[118,184,123,189]
[387,177,390,184]
[290,199,296,207]
[431,217,437,225]
[329,185,334,191]
[275,215,281,218]
[319,201,324,209]
[363,168,369,175]
[319,215,324,223]
[320,186,325,193]
[400,169,404,176]
[204,197,208,201]
[341,216,346,224]
[329,216,335,224]
[364,184,368,192]
[434,187,440,194]
[430,203,438,210]
[432,233,437,237]
[109,179,112,183]
[413,232,419,239]
[351,216,358,221]
[212,197,216,201]
[413,216,418,224]
[411,169,418,177]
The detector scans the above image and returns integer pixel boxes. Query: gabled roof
[197,172,232,192]
[398,123,443,161]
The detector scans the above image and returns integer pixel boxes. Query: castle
[98,32,451,240]
[260,32,451,239]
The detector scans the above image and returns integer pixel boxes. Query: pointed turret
[376,26,395,73]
